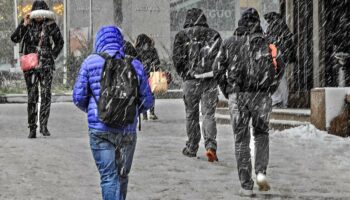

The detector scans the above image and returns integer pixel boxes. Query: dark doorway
[292,0,313,92]
[323,0,350,87]
[288,0,313,108]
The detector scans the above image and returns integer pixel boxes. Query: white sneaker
[256,173,271,191]
[239,188,254,197]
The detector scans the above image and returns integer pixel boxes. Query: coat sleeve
[208,32,223,69]
[227,41,245,94]
[151,48,161,70]
[213,41,229,98]
[49,22,64,59]
[132,59,154,113]
[73,58,90,113]
[11,20,28,43]
[172,31,189,78]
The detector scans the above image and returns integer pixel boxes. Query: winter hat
[30,1,55,20]
[183,8,208,28]
[31,1,49,11]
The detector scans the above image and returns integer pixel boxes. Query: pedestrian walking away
[10,0,64,139]
[135,34,161,121]
[213,8,286,196]
[172,8,222,162]
[264,12,296,108]
[73,26,153,200]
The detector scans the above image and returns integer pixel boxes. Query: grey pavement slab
[0,100,350,200]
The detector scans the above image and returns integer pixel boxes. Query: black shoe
[182,147,196,158]
[28,127,36,139]
[40,126,51,136]
[143,113,148,121]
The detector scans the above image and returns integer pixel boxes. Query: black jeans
[182,79,219,153]
[24,68,53,128]
[233,92,272,190]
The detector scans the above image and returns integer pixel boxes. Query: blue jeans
[89,129,137,200]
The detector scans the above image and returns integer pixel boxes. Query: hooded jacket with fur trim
[11,1,64,69]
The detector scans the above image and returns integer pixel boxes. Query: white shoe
[256,173,271,191]
[239,188,254,197]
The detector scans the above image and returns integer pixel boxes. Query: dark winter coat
[172,8,222,80]
[214,8,285,97]
[72,26,154,134]
[213,25,249,97]
[124,40,137,57]
[264,12,296,63]
[135,34,160,76]
[11,1,64,69]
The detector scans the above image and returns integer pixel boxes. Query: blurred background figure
[264,12,295,108]
[135,34,161,120]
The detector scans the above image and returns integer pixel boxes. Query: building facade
[282,0,350,107]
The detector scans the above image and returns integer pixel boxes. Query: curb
[0,93,73,104]
[0,90,184,104]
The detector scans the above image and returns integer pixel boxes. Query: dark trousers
[182,79,218,153]
[231,92,272,190]
[24,68,53,128]
[143,93,155,115]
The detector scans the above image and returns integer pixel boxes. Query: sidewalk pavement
[0,99,349,200]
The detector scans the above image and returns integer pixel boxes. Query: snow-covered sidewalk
[0,100,349,199]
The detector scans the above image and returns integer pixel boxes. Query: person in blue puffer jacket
[72,26,153,200]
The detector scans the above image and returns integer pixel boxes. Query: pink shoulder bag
[20,26,44,72]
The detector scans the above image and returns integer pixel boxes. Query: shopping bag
[149,71,168,94]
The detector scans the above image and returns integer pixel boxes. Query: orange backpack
[269,44,278,70]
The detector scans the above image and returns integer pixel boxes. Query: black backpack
[242,34,277,92]
[92,53,139,128]
[186,30,213,75]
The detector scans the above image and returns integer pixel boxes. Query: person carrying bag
[10,0,64,138]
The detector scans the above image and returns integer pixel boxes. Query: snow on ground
[0,100,350,200]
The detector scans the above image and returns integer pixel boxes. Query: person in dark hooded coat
[213,8,285,196]
[11,0,64,138]
[264,12,295,64]
[135,34,160,120]
[172,8,222,162]
[264,12,294,108]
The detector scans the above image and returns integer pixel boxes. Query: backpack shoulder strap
[124,55,142,131]
[94,52,111,60]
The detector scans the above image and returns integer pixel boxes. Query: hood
[30,1,55,20]
[242,8,260,22]
[31,1,49,11]
[94,26,125,56]
[264,12,282,24]
[135,34,154,50]
[183,8,209,28]
[238,8,263,34]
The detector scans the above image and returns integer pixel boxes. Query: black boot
[28,126,37,139]
[142,112,148,121]
[40,126,51,136]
